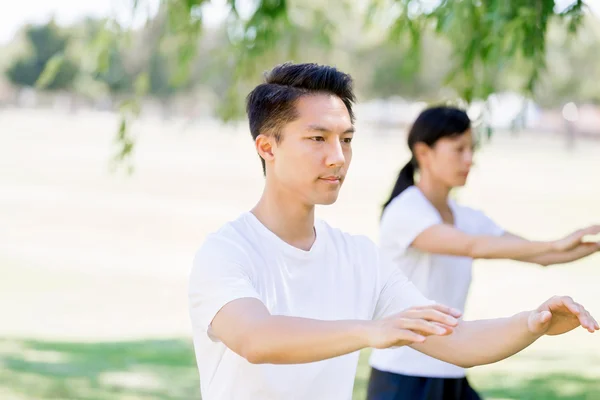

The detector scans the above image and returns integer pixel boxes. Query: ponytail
[382,158,416,214]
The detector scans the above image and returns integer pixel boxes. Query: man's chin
[315,193,340,206]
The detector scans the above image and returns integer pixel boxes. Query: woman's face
[420,130,474,188]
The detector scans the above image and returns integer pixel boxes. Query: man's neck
[251,185,317,252]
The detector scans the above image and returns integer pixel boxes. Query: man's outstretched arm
[411,295,599,368]
[209,299,460,364]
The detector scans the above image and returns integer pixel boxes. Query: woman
[366,106,600,400]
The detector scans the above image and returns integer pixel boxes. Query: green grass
[473,372,600,400]
[2,339,599,400]
[0,339,199,400]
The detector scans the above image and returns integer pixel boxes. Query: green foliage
[36,55,80,90]
[362,0,586,103]
[163,0,204,88]
[95,46,134,94]
[5,59,40,88]
[5,22,79,90]
[532,15,600,107]
[100,0,590,109]
[20,1,592,164]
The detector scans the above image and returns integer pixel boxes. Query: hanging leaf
[35,54,65,89]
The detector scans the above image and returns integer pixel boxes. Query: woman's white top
[369,186,504,378]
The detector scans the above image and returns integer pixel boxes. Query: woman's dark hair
[382,105,471,213]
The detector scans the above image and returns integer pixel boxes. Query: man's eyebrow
[307,125,355,134]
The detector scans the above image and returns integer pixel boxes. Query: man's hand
[406,296,597,369]
[528,295,599,336]
[552,225,600,253]
[368,304,462,349]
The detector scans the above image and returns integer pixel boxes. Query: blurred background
[1,0,599,399]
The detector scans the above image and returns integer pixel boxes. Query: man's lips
[320,176,342,183]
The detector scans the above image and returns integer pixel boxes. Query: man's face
[257,94,354,206]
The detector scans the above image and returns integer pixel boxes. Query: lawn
[2,339,600,399]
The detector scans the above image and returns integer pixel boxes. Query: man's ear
[256,134,275,164]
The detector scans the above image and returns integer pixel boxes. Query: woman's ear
[413,142,430,167]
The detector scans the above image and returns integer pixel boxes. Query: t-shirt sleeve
[470,208,505,237]
[188,235,261,341]
[372,245,434,320]
[379,190,443,253]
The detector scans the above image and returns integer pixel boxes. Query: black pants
[366,367,483,400]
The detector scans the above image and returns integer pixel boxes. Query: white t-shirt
[369,186,504,378]
[189,211,431,400]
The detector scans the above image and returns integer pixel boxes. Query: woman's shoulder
[384,186,435,217]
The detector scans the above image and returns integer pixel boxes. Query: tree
[138,0,588,103]
[532,15,600,107]
[94,0,591,165]
[6,21,78,91]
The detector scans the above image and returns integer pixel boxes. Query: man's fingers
[579,311,594,332]
[562,297,581,315]
[396,318,451,336]
[538,310,552,324]
[404,309,459,327]
[413,303,462,318]
[531,310,551,328]
[431,321,455,334]
[578,309,599,332]
[393,329,426,344]
[555,296,599,332]
[528,310,552,334]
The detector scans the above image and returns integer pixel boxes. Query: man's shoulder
[194,213,257,265]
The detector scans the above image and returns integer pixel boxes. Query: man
[189,62,598,400]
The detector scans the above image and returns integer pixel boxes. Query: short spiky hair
[246,62,356,173]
